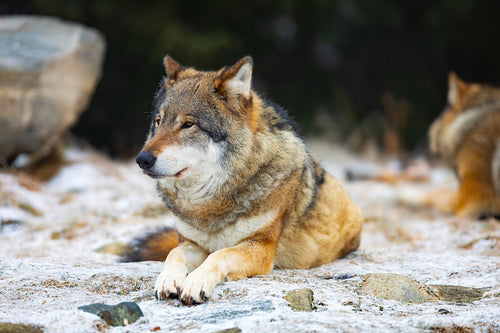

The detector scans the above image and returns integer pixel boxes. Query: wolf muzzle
[136,151,156,170]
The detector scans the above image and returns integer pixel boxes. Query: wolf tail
[120,226,179,262]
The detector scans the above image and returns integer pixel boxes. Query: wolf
[428,72,500,218]
[131,55,363,305]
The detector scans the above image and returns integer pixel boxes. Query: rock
[360,273,437,304]
[283,288,314,312]
[437,308,452,315]
[429,285,485,303]
[359,273,487,305]
[0,323,43,333]
[215,328,242,333]
[0,16,105,164]
[78,301,143,326]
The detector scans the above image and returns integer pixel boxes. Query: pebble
[283,288,314,311]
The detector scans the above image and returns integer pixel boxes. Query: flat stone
[78,301,143,326]
[283,288,314,311]
[361,273,437,304]
[429,285,485,303]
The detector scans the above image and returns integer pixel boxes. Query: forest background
[3,0,500,157]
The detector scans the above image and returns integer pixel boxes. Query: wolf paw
[154,266,187,300]
[179,269,218,305]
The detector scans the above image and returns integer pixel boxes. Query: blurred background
[3,0,500,158]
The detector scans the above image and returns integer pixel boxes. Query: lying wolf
[131,55,363,305]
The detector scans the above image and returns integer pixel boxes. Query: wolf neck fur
[155,99,309,232]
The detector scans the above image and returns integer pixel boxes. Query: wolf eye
[155,117,161,126]
[181,121,194,129]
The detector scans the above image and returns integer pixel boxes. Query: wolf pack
[127,55,499,305]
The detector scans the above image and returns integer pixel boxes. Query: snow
[0,142,499,332]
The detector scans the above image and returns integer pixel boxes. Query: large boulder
[0,15,105,164]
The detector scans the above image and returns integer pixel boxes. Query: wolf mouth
[143,167,189,179]
[172,167,189,178]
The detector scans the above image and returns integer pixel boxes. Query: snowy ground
[0,140,499,332]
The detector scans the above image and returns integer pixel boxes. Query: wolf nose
[136,151,156,170]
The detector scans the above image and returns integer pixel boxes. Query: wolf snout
[136,151,157,170]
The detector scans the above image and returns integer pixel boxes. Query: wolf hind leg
[454,174,500,219]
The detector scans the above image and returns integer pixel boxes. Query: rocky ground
[0,140,499,333]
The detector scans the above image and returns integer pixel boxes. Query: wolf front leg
[155,241,208,300]
[179,236,278,305]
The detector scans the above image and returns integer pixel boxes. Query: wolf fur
[428,72,500,218]
[132,55,363,304]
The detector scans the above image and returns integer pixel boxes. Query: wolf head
[429,72,500,160]
[136,56,255,182]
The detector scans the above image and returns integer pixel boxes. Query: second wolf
[131,55,363,304]
[428,72,500,218]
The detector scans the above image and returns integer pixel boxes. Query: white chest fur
[174,211,277,253]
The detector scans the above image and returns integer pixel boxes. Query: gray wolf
[131,55,363,305]
[428,72,500,218]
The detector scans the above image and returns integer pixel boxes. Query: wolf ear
[163,55,184,80]
[215,56,253,99]
[447,72,467,105]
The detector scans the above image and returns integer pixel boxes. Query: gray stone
[283,288,314,311]
[0,15,105,163]
[429,285,485,303]
[361,273,437,304]
[78,302,143,326]
[358,273,487,305]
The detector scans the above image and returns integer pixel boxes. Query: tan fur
[494,140,500,195]
[134,55,363,304]
[275,173,362,268]
[427,72,500,218]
